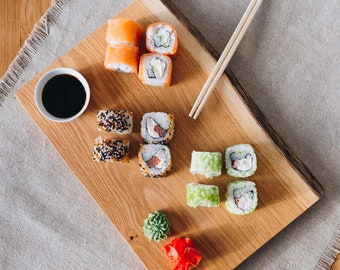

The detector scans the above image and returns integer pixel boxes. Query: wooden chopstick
[189,0,263,119]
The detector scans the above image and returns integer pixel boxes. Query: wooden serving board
[15,0,324,269]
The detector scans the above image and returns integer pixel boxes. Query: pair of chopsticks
[189,0,263,119]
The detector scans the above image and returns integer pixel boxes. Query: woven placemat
[0,0,70,106]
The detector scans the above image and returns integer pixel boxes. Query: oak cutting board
[15,0,323,269]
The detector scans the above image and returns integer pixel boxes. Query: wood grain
[15,0,323,269]
[331,254,340,270]
[0,0,51,77]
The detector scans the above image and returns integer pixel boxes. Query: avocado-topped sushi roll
[146,22,178,56]
[186,183,220,208]
[104,44,140,74]
[225,180,258,215]
[138,144,172,177]
[190,151,222,178]
[106,18,143,47]
[92,137,129,163]
[225,144,257,177]
[141,112,175,144]
[138,53,173,86]
[96,109,133,134]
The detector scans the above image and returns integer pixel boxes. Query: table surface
[1,0,339,269]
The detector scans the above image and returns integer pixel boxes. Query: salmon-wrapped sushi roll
[104,44,140,74]
[106,18,143,47]
[146,22,178,56]
[138,53,172,86]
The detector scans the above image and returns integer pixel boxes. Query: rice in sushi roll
[186,183,220,208]
[96,109,133,134]
[138,53,172,86]
[225,144,257,177]
[92,137,129,163]
[225,180,258,215]
[141,112,175,144]
[190,151,222,178]
[106,18,143,47]
[138,144,172,177]
[146,22,178,56]
[104,44,140,74]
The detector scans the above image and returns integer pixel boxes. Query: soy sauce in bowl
[35,68,90,123]
[42,74,86,118]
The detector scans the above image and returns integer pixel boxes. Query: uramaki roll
[146,22,178,56]
[225,144,257,178]
[225,180,258,215]
[104,44,140,74]
[190,151,222,178]
[138,144,172,177]
[106,18,143,47]
[138,53,172,86]
[140,112,175,144]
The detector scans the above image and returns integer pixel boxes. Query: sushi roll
[186,183,220,208]
[138,53,172,86]
[96,109,133,134]
[146,22,178,56]
[92,137,129,163]
[104,44,140,74]
[190,151,222,178]
[106,18,143,47]
[141,112,175,144]
[225,144,257,177]
[138,144,172,177]
[225,180,258,215]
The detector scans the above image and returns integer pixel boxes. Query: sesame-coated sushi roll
[225,180,258,215]
[146,22,178,56]
[186,183,220,208]
[138,144,172,177]
[96,110,133,134]
[141,112,175,144]
[190,151,222,178]
[225,144,257,177]
[92,137,129,163]
[104,44,140,74]
[138,53,172,86]
[106,18,143,47]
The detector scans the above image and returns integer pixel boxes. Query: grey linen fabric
[0,0,339,269]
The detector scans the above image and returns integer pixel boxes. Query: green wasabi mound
[143,211,170,242]
[187,183,220,208]
[190,151,222,178]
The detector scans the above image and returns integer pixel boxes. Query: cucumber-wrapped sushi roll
[138,53,173,86]
[225,144,257,177]
[96,109,133,134]
[141,112,175,144]
[146,22,178,56]
[186,183,220,208]
[104,44,140,74]
[106,18,143,47]
[138,144,172,177]
[190,151,222,178]
[225,180,258,215]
